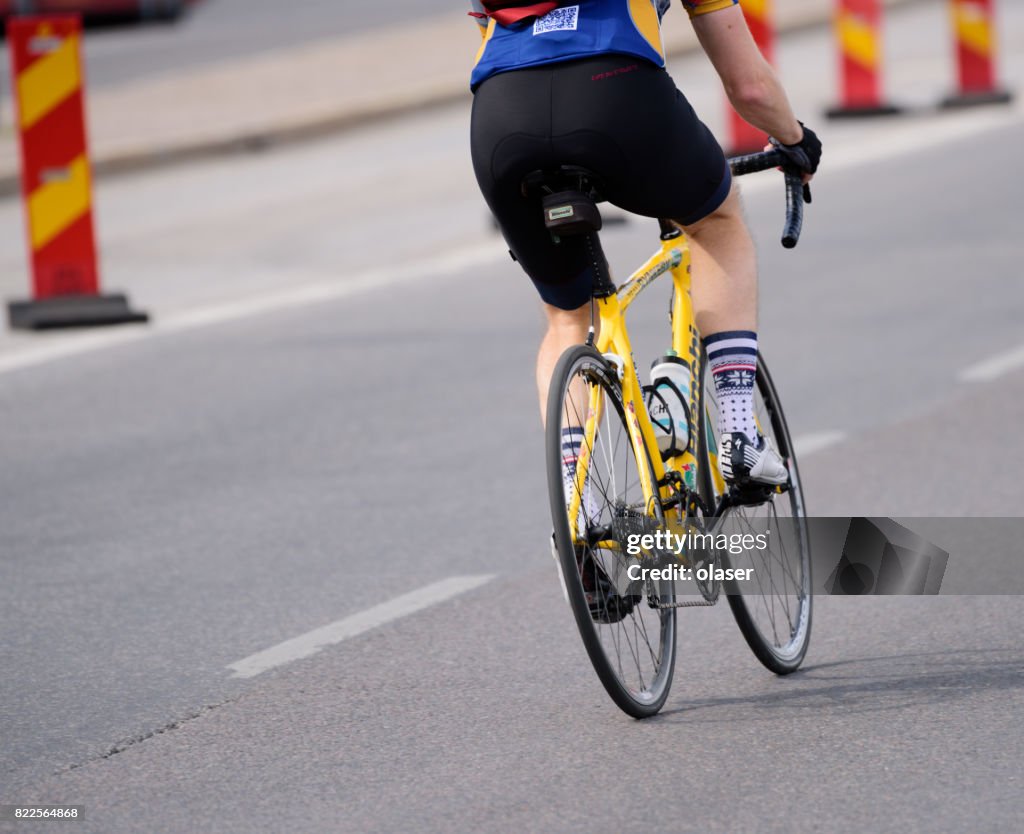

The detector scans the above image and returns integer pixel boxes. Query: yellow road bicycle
[542,150,812,718]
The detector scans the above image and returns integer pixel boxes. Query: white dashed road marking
[958,343,1024,383]
[792,430,847,458]
[227,575,495,679]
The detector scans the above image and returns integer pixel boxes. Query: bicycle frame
[567,232,728,543]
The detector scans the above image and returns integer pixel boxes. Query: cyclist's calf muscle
[682,186,758,337]
[537,301,596,425]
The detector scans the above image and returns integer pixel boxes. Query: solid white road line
[958,343,1024,383]
[0,240,506,377]
[0,327,150,376]
[818,101,1024,176]
[3,101,1022,378]
[736,100,1024,197]
[227,574,494,679]
[792,430,847,458]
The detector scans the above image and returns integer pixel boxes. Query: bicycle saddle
[521,165,607,201]
[521,166,605,238]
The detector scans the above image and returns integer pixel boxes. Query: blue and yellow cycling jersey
[470,0,738,89]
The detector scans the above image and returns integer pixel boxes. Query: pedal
[727,483,777,507]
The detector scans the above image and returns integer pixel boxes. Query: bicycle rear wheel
[699,355,812,674]
[547,345,676,718]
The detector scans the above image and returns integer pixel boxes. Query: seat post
[659,218,682,240]
[528,166,616,298]
[585,231,616,298]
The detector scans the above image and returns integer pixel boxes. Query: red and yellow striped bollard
[725,0,775,155]
[7,15,147,330]
[941,0,1013,108]
[826,0,902,118]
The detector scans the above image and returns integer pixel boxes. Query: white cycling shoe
[719,431,789,487]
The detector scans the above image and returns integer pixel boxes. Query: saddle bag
[542,191,603,238]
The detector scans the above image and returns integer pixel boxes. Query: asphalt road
[1,113,1022,830]
[1,4,1023,829]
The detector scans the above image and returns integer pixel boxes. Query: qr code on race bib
[534,5,579,35]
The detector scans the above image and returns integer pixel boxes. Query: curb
[0,0,925,196]
[51,83,469,190]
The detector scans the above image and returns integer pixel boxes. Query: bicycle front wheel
[547,345,676,718]
[699,355,812,674]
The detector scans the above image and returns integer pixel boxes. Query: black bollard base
[940,89,1014,109]
[826,103,904,120]
[8,293,150,331]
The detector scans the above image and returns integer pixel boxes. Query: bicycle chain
[648,596,717,609]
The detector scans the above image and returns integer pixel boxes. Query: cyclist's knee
[681,184,745,238]
[544,300,591,331]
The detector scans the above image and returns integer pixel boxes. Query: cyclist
[469,0,821,487]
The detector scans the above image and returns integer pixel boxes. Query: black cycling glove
[771,122,822,175]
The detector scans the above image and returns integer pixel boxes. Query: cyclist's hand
[770,122,821,186]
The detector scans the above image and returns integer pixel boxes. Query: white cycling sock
[561,427,597,530]
[704,330,759,441]
[561,426,585,494]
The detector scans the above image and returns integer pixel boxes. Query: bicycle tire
[547,344,677,718]
[698,354,812,674]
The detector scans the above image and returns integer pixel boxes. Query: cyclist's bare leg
[539,301,603,532]
[681,185,757,335]
[681,184,788,483]
[537,301,597,424]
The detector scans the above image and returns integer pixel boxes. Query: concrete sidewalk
[0,0,923,195]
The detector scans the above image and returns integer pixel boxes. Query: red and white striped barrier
[826,0,902,118]
[725,0,776,155]
[941,0,1013,108]
[6,15,147,330]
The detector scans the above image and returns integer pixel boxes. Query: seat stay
[565,378,603,546]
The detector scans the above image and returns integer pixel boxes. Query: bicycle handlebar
[728,150,808,249]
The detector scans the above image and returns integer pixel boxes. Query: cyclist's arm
[689,4,804,147]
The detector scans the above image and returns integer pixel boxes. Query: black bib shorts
[471,55,731,310]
